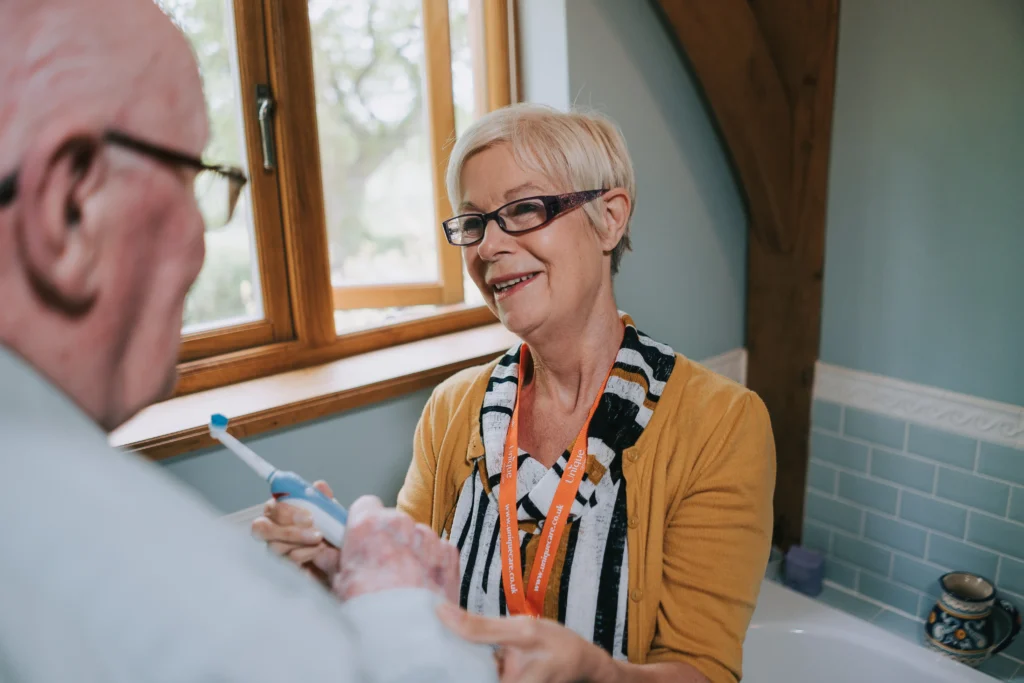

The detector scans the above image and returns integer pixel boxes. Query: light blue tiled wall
[805,399,1024,678]
[819,0,1024,406]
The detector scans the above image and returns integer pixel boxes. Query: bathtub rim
[745,579,999,682]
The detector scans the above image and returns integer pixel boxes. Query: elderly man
[0,1,496,681]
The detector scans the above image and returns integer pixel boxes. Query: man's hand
[333,495,460,603]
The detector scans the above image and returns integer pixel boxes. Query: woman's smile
[489,271,541,302]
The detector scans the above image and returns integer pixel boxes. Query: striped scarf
[445,313,676,659]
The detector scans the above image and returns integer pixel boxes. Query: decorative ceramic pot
[924,571,1021,668]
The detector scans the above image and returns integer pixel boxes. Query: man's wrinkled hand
[332,495,460,603]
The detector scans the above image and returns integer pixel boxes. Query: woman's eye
[512,201,543,216]
[461,217,484,232]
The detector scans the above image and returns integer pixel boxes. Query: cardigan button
[630,589,643,602]
[627,451,639,462]
[628,516,639,529]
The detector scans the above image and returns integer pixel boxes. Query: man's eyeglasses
[0,129,248,228]
[442,189,608,247]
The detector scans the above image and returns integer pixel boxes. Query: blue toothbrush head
[209,413,229,435]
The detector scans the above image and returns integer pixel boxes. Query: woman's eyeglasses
[442,189,608,247]
[0,129,248,229]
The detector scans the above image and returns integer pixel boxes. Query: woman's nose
[475,216,515,260]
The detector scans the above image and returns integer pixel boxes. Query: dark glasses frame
[0,129,248,224]
[442,189,608,247]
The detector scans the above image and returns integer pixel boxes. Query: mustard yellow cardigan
[397,353,776,683]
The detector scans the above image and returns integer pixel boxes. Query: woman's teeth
[494,274,536,292]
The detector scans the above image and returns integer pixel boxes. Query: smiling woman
[403,105,775,683]
[257,104,777,683]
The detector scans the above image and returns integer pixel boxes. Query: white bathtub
[744,580,992,682]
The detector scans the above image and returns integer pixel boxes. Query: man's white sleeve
[342,588,498,682]
[0,400,497,683]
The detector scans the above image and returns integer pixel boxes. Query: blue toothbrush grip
[269,471,348,547]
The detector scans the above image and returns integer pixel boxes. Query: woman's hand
[251,480,340,587]
[436,603,614,683]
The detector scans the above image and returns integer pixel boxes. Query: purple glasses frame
[441,189,608,247]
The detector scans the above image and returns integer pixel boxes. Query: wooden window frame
[177,0,294,363]
[169,0,515,398]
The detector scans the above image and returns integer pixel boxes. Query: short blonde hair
[446,103,636,275]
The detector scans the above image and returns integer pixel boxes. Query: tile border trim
[815,362,1024,450]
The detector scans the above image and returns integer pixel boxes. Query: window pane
[448,0,478,138]
[329,0,489,338]
[335,305,453,335]
[309,0,439,289]
[156,0,264,334]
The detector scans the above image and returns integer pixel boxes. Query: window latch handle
[256,84,277,171]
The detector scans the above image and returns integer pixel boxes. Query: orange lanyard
[498,344,612,617]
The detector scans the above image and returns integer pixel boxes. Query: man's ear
[596,188,631,252]
[15,129,108,311]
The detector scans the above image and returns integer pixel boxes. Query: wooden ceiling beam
[653,0,840,550]
[653,0,795,252]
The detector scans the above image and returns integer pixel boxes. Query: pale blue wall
[516,0,570,112]
[163,0,748,513]
[820,0,1024,406]
[161,389,433,514]
[519,0,747,361]
[568,0,746,361]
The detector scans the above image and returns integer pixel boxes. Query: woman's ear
[16,131,107,312]
[597,188,631,252]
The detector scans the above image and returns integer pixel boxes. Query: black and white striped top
[444,314,677,659]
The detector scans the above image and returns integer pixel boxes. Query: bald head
[0,0,206,168]
[0,0,210,430]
